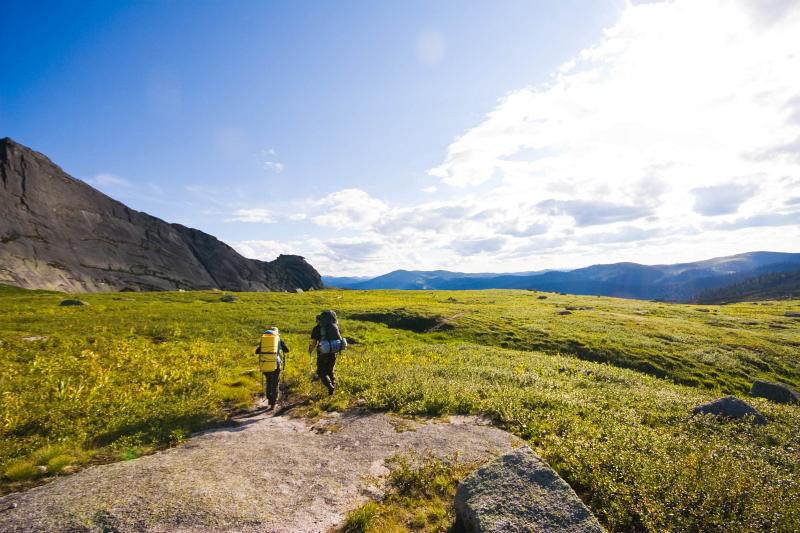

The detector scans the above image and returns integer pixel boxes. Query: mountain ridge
[323,252,800,301]
[0,137,322,293]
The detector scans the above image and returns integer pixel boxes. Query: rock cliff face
[0,138,323,292]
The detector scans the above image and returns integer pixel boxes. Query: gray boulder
[749,380,799,404]
[454,446,604,533]
[692,395,766,424]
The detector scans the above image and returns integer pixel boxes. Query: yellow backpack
[259,332,280,372]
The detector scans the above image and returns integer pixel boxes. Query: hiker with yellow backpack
[255,327,290,410]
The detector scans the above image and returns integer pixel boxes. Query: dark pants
[316,353,337,393]
[263,369,280,406]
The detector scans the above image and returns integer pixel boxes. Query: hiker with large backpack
[255,327,290,410]
[308,310,347,395]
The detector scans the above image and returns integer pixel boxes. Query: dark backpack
[319,310,337,327]
[318,322,346,354]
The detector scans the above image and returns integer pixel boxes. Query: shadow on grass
[91,412,219,448]
[349,311,454,333]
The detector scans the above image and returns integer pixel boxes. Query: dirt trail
[0,408,519,532]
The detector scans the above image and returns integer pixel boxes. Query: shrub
[342,502,379,533]
[4,460,41,481]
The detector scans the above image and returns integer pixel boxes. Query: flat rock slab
[455,446,604,533]
[0,411,517,532]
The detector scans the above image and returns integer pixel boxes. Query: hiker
[255,327,290,410]
[309,310,347,395]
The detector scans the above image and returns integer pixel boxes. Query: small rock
[59,299,87,306]
[36,465,47,474]
[692,396,766,424]
[558,310,572,315]
[357,398,367,407]
[455,446,603,533]
[537,295,547,299]
[295,288,304,293]
[22,336,48,342]
[220,295,239,303]
[749,380,799,404]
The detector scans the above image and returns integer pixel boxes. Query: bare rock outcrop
[0,137,322,292]
[0,412,516,533]
[692,395,767,424]
[749,380,799,404]
[454,446,604,532]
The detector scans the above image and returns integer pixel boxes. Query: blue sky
[2,0,799,275]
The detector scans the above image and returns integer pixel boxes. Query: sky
[1,0,799,277]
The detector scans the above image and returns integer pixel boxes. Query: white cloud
[234,239,297,261]
[92,173,132,188]
[263,161,285,173]
[258,148,284,173]
[312,188,390,229]
[225,208,274,223]
[452,237,507,256]
[427,0,800,239]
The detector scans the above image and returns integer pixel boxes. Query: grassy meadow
[1,285,799,531]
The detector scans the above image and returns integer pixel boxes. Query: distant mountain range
[323,252,800,302]
[0,138,322,292]
[323,269,550,290]
[692,269,800,304]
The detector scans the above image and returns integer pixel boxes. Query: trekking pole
[279,351,285,404]
[261,369,265,400]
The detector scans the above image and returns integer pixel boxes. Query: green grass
[1,287,799,531]
[341,452,481,533]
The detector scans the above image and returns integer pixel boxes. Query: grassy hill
[1,288,799,531]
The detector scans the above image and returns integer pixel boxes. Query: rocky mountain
[326,252,800,301]
[0,138,322,292]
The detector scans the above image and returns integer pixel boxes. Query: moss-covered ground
[1,287,799,531]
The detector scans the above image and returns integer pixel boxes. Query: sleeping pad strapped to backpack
[259,331,280,372]
[318,310,347,355]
